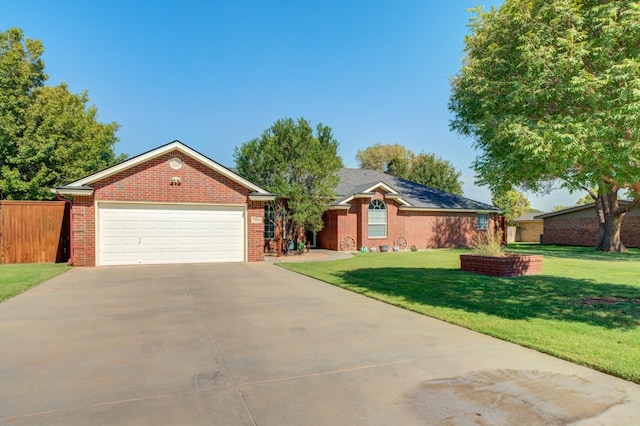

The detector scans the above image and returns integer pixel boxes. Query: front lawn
[0,263,72,302]
[279,245,640,383]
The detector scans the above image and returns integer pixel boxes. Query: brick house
[316,169,503,252]
[54,141,274,266]
[536,202,640,247]
[512,212,544,243]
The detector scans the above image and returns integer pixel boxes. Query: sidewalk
[265,248,354,263]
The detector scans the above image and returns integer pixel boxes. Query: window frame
[368,199,387,238]
[264,204,276,239]
[477,213,489,230]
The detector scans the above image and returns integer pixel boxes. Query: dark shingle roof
[513,212,544,222]
[334,168,498,211]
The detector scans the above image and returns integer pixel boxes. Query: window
[264,205,276,239]
[368,199,387,238]
[477,214,489,230]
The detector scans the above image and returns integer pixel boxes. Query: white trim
[52,187,94,196]
[249,194,277,201]
[399,206,499,214]
[338,193,373,205]
[362,182,398,194]
[336,182,412,207]
[352,192,375,199]
[383,193,402,199]
[386,195,411,206]
[63,141,271,194]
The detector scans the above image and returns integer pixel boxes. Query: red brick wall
[69,150,266,266]
[543,212,640,247]
[71,196,95,267]
[318,209,344,251]
[316,190,497,251]
[460,254,542,277]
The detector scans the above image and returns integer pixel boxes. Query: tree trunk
[595,191,627,253]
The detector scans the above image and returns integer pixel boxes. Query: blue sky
[3,0,575,210]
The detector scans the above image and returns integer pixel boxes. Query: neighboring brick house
[512,212,544,243]
[53,141,274,266]
[316,169,503,252]
[536,202,640,247]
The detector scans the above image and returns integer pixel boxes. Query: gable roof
[534,203,596,219]
[513,212,544,222]
[53,140,274,199]
[334,168,499,212]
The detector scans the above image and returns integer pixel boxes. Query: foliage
[356,143,463,195]
[0,28,123,200]
[234,117,343,233]
[552,205,566,212]
[0,263,71,302]
[491,189,530,224]
[410,152,463,195]
[449,1,640,252]
[355,143,411,176]
[470,231,504,257]
[280,246,640,383]
[576,191,595,205]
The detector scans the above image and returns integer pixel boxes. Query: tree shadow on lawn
[508,244,640,262]
[338,268,640,329]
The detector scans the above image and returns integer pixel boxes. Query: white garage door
[98,203,245,265]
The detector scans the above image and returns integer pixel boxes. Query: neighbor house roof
[333,168,499,213]
[534,201,638,219]
[53,140,275,200]
[512,212,544,223]
[534,203,597,219]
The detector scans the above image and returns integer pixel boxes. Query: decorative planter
[379,245,389,252]
[460,254,542,277]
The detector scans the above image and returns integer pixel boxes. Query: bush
[471,231,504,257]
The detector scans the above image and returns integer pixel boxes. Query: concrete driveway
[1,263,639,425]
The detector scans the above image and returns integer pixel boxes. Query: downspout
[56,193,74,266]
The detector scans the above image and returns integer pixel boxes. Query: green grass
[279,245,640,383]
[0,263,72,302]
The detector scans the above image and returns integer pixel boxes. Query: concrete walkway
[1,262,639,425]
[265,248,354,263]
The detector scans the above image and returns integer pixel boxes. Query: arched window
[368,199,387,238]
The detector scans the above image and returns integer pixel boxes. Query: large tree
[449,1,640,252]
[492,189,530,225]
[410,152,463,196]
[355,143,412,178]
[234,117,343,236]
[0,28,122,200]
[356,143,463,195]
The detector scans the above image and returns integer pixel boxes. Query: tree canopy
[356,143,463,195]
[449,1,640,252]
[0,27,123,200]
[491,189,530,225]
[234,117,343,234]
[576,193,595,205]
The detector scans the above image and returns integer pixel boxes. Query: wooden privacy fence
[0,201,70,264]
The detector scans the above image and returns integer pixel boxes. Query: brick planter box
[460,254,542,277]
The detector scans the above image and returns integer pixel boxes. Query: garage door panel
[194,236,210,245]
[99,203,246,265]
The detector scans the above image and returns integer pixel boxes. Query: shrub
[471,231,504,257]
